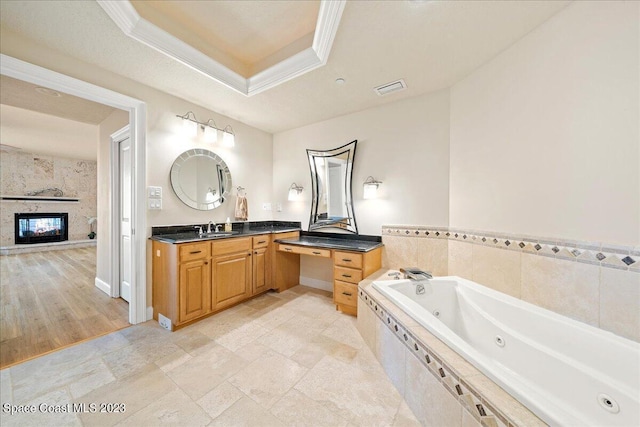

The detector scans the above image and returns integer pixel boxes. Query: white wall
[450,1,640,246]
[273,89,450,235]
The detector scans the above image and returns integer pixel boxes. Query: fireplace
[15,213,69,244]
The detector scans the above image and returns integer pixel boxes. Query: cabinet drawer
[213,237,251,256]
[334,251,363,269]
[334,280,357,307]
[252,235,270,249]
[278,244,331,258]
[179,242,210,262]
[334,266,362,283]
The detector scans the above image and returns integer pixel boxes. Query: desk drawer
[334,266,362,283]
[278,244,331,258]
[334,280,357,307]
[334,251,363,269]
[179,242,210,262]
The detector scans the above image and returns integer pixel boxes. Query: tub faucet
[400,267,432,295]
[400,267,433,281]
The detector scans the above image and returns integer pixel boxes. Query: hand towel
[235,195,248,221]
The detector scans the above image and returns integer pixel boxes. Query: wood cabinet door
[252,247,269,295]
[178,259,210,323]
[212,251,251,310]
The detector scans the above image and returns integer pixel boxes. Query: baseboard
[299,276,333,292]
[147,306,154,321]
[95,277,111,296]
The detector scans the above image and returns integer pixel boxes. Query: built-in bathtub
[372,276,640,427]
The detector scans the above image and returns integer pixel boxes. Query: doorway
[1,54,148,326]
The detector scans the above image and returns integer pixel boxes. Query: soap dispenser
[225,217,232,232]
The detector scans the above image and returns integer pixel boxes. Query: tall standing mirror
[170,148,232,210]
[307,140,358,233]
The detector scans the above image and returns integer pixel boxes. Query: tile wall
[381,225,640,343]
[0,151,97,246]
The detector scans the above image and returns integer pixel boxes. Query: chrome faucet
[400,267,432,294]
[207,221,216,234]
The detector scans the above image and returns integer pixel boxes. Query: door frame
[110,125,130,300]
[0,54,148,324]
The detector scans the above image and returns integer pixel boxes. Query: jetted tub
[372,276,640,426]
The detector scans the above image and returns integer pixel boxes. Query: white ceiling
[0,75,116,125]
[0,0,570,134]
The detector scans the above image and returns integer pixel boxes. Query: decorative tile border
[359,287,520,427]
[381,225,639,272]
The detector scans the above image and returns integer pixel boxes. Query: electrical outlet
[158,313,172,331]
[262,203,272,211]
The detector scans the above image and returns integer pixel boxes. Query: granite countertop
[274,235,383,253]
[150,221,301,244]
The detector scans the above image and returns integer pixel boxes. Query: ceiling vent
[374,79,407,96]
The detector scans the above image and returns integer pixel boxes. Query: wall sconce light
[176,111,235,146]
[222,125,235,147]
[288,182,303,201]
[363,176,382,199]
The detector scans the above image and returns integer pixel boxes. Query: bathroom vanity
[151,222,300,330]
[151,223,382,330]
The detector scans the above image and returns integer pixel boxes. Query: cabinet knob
[204,261,208,265]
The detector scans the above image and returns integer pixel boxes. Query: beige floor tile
[290,334,359,369]
[295,355,402,426]
[270,389,350,426]
[167,343,246,400]
[115,388,210,426]
[0,388,81,427]
[228,350,308,408]
[257,313,331,357]
[196,381,245,419]
[11,347,105,402]
[76,366,178,426]
[321,315,366,349]
[154,347,193,373]
[102,337,182,379]
[0,368,13,404]
[208,396,286,427]
[214,321,270,352]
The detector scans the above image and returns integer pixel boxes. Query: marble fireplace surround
[0,150,97,248]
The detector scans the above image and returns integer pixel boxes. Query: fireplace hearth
[15,213,69,244]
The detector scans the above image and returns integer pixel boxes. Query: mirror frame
[306,140,358,233]
[170,148,232,210]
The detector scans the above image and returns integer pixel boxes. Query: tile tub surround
[0,285,420,426]
[357,271,546,427]
[0,151,97,246]
[381,225,640,342]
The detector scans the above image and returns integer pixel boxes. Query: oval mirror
[307,140,358,233]
[170,148,232,210]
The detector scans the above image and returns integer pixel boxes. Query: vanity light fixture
[176,111,235,146]
[288,183,304,201]
[363,176,382,199]
[203,119,218,143]
[222,125,235,147]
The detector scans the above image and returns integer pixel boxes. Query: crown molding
[97,0,346,97]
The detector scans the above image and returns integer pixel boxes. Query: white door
[119,137,132,303]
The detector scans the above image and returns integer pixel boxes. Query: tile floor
[0,286,420,426]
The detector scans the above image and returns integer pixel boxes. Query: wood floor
[0,247,129,368]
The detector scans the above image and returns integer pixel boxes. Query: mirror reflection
[307,140,358,233]
[170,148,232,210]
